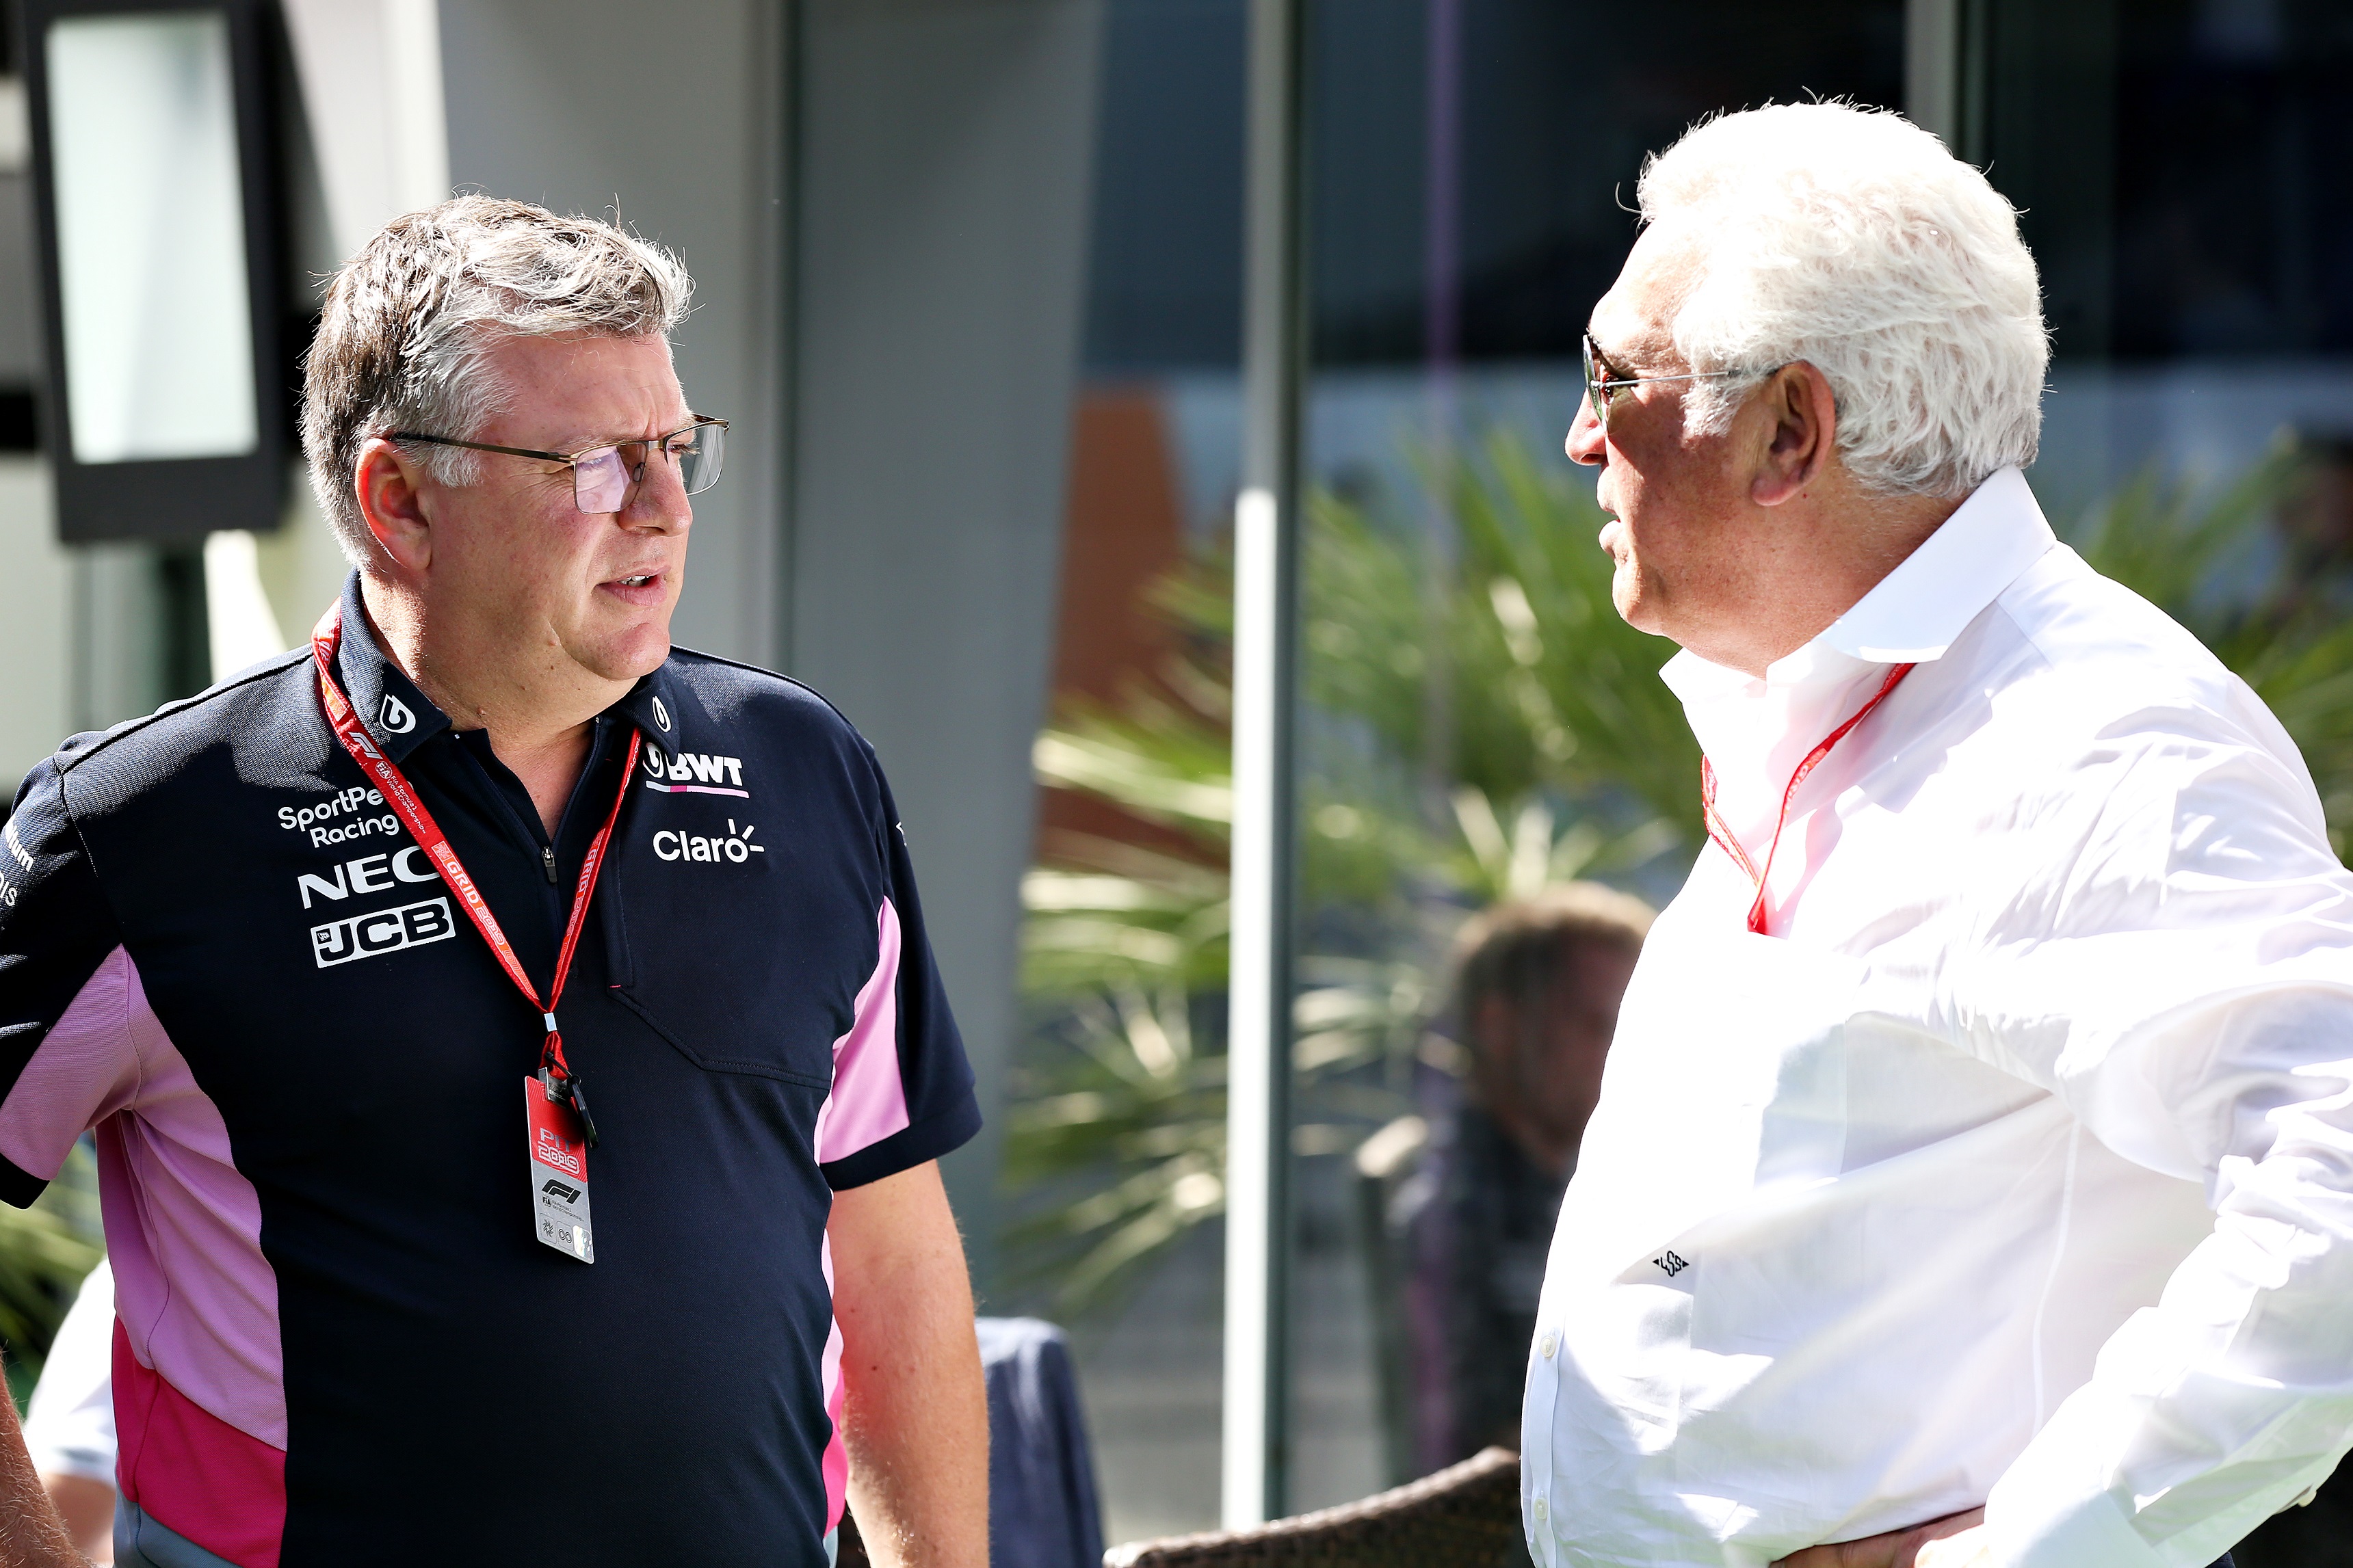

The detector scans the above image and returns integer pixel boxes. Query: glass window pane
[1291,0,1904,1507]
[45,11,258,465]
[1008,0,1244,1545]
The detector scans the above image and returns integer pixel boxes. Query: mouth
[599,571,667,606]
[1597,516,1628,561]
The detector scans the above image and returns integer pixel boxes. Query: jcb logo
[311,897,455,968]
[640,748,747,796]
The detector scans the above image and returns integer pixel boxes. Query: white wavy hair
[1635,102,2047,498]
[302,196,693,563]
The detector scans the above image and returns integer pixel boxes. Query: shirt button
[1538,1331,1558,1359]
[1534,1497,1549,1522]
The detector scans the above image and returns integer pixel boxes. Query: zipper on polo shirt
[542,845,558,885]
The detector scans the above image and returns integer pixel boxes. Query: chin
[1609,572,1650,631]
[583,622,673,683]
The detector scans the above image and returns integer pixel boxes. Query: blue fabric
[2,570,980,1565]
[977,1317,1104,1568]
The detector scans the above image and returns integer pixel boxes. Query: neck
[1685,491,1960,678]
[358,576,621,834]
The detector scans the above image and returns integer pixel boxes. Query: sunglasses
[393,416,728,515]
[1580,334,1749,433]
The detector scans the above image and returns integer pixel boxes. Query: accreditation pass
[525,1078,595,1263]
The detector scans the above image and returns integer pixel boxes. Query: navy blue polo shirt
[0,575,979,1567]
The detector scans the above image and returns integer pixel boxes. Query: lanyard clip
[538,1063,600,1150]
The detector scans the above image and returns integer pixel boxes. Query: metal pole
[1223,0,1305,1530]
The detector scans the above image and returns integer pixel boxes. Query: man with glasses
[1523,105,2353,1568]
[0,197,986,1567]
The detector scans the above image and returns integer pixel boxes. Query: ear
[1750,362,1840,507]
[354,436,436,574]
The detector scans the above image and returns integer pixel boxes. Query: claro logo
[311,896,455,968]
[653,821,765,864]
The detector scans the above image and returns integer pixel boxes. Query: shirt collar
[1661,466,2057,702]
[1815,466,2055,665]
[332,574,449,765]
[330,571,687,765]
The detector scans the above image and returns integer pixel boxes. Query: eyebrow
[1586,330,1633,378]
[559,420,698,455]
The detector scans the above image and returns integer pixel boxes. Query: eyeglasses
[392,416,728,515]
[1580,333,1748,433]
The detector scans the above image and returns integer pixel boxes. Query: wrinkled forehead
[1589,224,1702,366]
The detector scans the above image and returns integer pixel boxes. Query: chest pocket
[598,799,871,1089]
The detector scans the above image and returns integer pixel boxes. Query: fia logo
[378,693,416,734]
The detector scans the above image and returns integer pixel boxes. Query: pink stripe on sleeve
[818,1234,849,1532]
[813,900,911,1165]
[0,945,146,1182]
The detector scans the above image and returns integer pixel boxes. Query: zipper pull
[542,845,557,885]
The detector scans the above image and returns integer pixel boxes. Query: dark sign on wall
[21,0,282,542]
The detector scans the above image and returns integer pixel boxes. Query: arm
[1951,735,2353,1566]
[828,1160,987,1568]
[0,1389,90,1567]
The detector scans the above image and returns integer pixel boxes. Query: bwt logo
[540,1178,583,1204]
[640,747,748,797]
[311,896,456,968]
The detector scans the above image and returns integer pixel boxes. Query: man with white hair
[0,198,986,1567]
[1523,103,2353,1568]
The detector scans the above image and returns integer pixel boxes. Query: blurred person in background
[23,1260,116,1565]
[0,198,986,1568]
[1401,883,1648,1466]
[1525,101,2353,1568]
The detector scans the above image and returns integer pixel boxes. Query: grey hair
[300,195,694,563]
[1636,102,2048,498]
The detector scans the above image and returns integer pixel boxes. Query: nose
[622,444,693,535]
[1566,393,1606,467]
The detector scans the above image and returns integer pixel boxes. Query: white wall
[438,0,787,669]
[790,0,1103,1277]
[0,461,75,786]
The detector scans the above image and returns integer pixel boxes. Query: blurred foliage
[1009,427,2353,1312]
[0,1139,104,1405]
[2072,440,2353,858]
[1007,432,1686,1309]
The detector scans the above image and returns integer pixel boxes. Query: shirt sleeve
[1969,722,2353,1568]
[0,759,144,1208]
[812,750,980,1191]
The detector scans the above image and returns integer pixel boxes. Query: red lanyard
[311,605,640,1144]
[1700,661,1915,937]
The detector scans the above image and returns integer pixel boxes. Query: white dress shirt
[1523,468,2353,1568]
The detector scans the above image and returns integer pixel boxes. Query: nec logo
[311,896,456,968]
[640,747,747,797]
[298,847,438,909]
[540,1178,583,1204]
